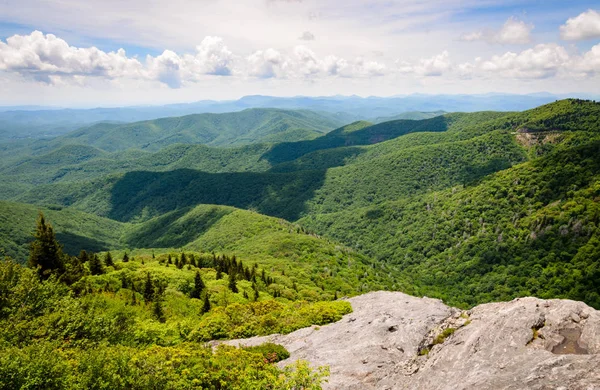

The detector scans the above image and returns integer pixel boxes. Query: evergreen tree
[143,272,154,302]
[104,251,114,267]
[61,255,86,285]
[78,250,89,263]
[190,271,205,299]
[180,253,187,266]
[152,291,166,323]
[167,254,172,265]
[89,253,105,275]
[201,293,211,314]
[122,252,129,262]
[228,271,238,293]
[216,268,223,280]
[28,213,65,279]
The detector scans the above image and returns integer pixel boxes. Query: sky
[0,0,599,107]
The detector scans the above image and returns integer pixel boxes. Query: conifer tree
[143,272,154,302]
[152,291,166,323]
[201,293,211,314]
[228,271,238,293]
[167,254,172,265]
[181,252,187,266]
[28,212,65,279]
[216,268,222,280]
[78,250,89,263]
[104,251,114,267]
[122,252,129,262]
[89,253,105,275]
[61,255,86,285]
[190,271,205,299]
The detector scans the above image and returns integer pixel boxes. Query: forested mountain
[2,98,600,388]
[1,99,599,307]
[0,93,572,141]
[52,108,343,151]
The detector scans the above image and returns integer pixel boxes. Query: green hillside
[371,110,446,123]
[0,201,398,296]
[15,112,526,222]
[0,143,272,186]
[0,201,126,259]
[3,99,600,312]
[55,108,342,152]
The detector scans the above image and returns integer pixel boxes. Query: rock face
[224,291,600,389]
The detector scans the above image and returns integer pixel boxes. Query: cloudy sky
[0,0,599,107]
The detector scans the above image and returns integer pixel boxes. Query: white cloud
[247,48,290,78]
[560,9,600,41]
[570,43,600,76]
[0,30,143,83]
[299,31,315,41]
[246,45,386,79]
[461,17,533,44]
[397,51,451,76]
[460,44,570,79]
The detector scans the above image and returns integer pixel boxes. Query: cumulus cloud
[478,44,569,78]
[246,45,386,79]
[560,9,600,41]
[299,31,315,41]
[461,17,533,44]
[247,48,290,78]
[0,30,143,83]
[397,51,451,76]
[458,44,586,80]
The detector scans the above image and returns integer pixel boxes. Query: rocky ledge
[225,291,600,389]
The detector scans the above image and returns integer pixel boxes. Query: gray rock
[223,291,600,389]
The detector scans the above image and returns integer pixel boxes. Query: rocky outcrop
[224,291,600,389]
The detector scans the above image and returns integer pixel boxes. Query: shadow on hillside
[108,168,327,223]
[268,146,366,173]
[124,205,233,248]
[261,115,451,165]
[56,232,113,256]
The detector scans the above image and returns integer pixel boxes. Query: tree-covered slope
[54,108,342,152]
[300,137,600,309]
[14,111,528,221]
[0,201,400,295]
[0,142,272,186]
[0,201,126,259]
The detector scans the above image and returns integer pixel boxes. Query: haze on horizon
[0,0,599,107]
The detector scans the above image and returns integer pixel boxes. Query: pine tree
[104,252,114,267]
[228,271,238,293]
[61,255,86,285]
[78,250,89,263]
[216,268,223,280]
[143,272,154,302]
[167,254,172,265]
[89,253,105,275]
[181,252,187,266]
[201,293,211,314]
[122,252,129,262]
[152,291,166,323]
[28,212,65,279]
[190,271,205,299]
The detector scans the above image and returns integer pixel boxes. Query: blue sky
[0,0,599,107]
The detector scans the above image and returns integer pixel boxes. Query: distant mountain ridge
[1,93,592,140]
